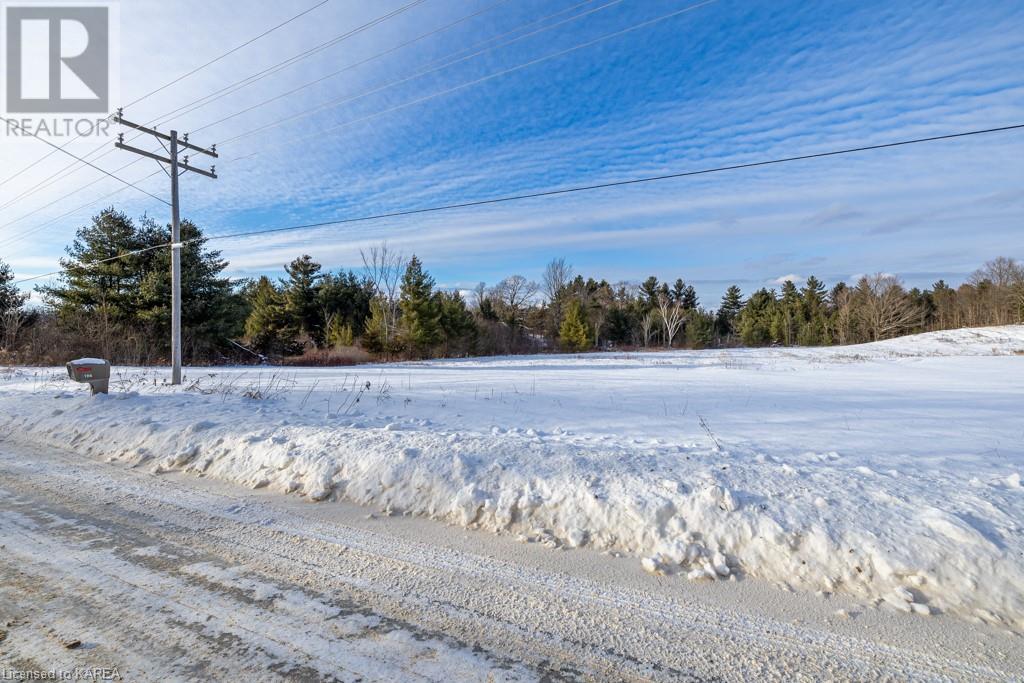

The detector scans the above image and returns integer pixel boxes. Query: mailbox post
[66,359,111,395]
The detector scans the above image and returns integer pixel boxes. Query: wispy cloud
[2,0,1022,304]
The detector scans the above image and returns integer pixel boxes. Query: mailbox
[66,358,111,395]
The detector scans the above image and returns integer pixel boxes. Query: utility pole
[113,110,217,385]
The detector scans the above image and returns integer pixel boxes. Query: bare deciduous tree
[968,257,1024,325]
[640,311,656,348]
[471,282,488,311]
[542,257,573,303]
[589,282,614,347]
[656,294,685,347]
[491,275,538,327]
[854,274,919,341]
[1,308,25,352]
[830,286,854,346]
[360,242,406,346]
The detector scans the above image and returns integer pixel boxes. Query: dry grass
[280,346,371,367]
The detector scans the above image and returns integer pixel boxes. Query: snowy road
[0,439,1020,682]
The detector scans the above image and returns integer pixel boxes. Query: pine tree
[828,282,848,311]
[437,291,477,356]
[777,280,801,345]
[40,209,243,360]
[135,218,245,358]
[640,276,660,308]
[282,255,324,346]
[0,258,26,317]
[318,270,372,340]
[716,285,744,339]
[798,276,828,345]
[363,297,401,355]
[398,255,442,356]
[325,315,354,348]
[244,276,296,355]
[681,284,699,310]
[685,309,716,348]
[39,208,149,327]
[559,299,590,352]
[737,288,777,346]
[671,278,686,303]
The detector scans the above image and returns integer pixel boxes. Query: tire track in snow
[0,439,1017,682]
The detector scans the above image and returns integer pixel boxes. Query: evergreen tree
[658,282,671,303]
[671,278,686,303]
[39,208,150,327]
[776,280,802,345]
[0,258,26,317]
[40,208,243,360]
[640,276,660,308]
[282,255,324,346]
[437,290,477,356]
[398,255,442,356]
[828,282,848,312]
[604,307,635,346]
[681,284,699,310]
[559,299,590,352]
[716,285,744,338]
[478,296,499,322]
[244,276,296,355]
[737,288,777,346]
[797,276,828,345]
[363,297,401,355]
[318,270,372,340]
[136,218,245,358]
[685,309,716,348]
[325,316,354,348]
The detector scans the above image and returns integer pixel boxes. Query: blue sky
[1,0,1023,306]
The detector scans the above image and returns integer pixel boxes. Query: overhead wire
[13,122,1023,285]
[0,0,603,246]
[0,0,435,243]
[218,0,644,147]
[0,0,333,191]
[0,1,417,212]
[0,117,170,206]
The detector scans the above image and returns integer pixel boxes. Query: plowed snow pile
[2,326,1023,628]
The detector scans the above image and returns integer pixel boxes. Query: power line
[0,117,170,206]
[111,116,219,385]
[0,0,581,241]
[17,242,174,285]
[189,0,522,135]
[123,0,332,108]
[14,122,1022,286]
[219,0,645,147]
[0,157,146,242]
[0,170,163,250]
[148,0,431,128]
[213,123,1024,239]
[0,0,429,228]
[0,133,140,214]
[0,1,332,191]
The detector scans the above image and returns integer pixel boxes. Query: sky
[1,0,1022,306]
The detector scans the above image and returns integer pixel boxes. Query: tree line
[1,208,1021,365]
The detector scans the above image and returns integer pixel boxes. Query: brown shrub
[280,346,371,367]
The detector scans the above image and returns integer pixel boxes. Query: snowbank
[2,325,1023,629]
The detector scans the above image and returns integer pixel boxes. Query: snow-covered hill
[2,325,1022,629]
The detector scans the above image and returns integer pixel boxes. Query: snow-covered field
[2,326,1022,630]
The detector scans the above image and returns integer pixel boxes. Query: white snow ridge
[1,325,1023,630]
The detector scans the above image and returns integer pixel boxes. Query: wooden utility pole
[113,110,217,385]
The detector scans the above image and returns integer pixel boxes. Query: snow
[2,325,1023,630]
